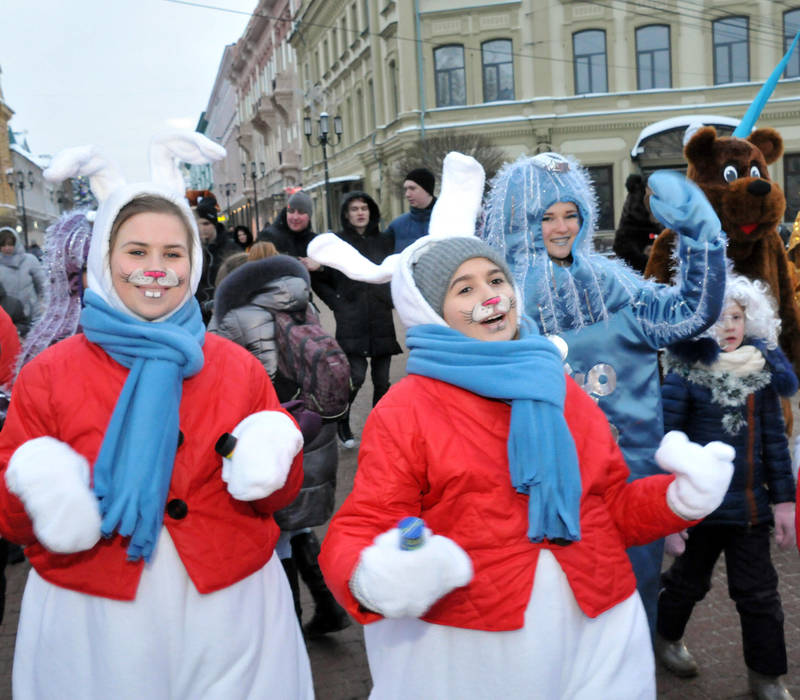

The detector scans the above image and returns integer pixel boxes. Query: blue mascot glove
[647,170,721,242]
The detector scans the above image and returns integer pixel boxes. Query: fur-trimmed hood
[213,254,310,321]
[664,336,798,397]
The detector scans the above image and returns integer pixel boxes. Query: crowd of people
[0,131,795,700]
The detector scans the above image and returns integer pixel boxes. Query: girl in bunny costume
[0,133,313,700]
[308,153,735,699]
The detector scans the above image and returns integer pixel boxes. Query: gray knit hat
[412,237,514,317]
[287,191,313,216]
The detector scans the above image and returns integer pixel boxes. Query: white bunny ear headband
[43,131,226,319]
[308,151,487,328]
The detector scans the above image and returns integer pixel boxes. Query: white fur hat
[44,131,225,320]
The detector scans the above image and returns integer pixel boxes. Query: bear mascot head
[644,125,800,378]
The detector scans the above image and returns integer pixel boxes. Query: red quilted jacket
[320,374,691,631]
[0,333,303,601]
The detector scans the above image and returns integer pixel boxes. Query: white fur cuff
[6,437,102,553]
[223,410,303,501]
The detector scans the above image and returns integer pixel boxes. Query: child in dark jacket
[656,273,797,700]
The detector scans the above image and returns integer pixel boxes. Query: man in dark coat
[328,191,401,447]
[385,168,437,253]
[194,197,239,323]
[259,192,338,307]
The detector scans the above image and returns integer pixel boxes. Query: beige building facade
[230,0,305,233]
[287,0,800,237]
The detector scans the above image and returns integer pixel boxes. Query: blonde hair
[717,273,781,349]
[247,241,278,261]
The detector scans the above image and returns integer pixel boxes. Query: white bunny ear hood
[308,151,488,329]
[44,131,225,321]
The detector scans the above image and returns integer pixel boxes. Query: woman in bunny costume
[309,153,734,699]
[0,133,313,700]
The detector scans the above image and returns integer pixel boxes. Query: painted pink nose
[483,296,501,307]
[143,270,166,278]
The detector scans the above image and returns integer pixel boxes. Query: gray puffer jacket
[211,255,338,530]
[0,228,45,323]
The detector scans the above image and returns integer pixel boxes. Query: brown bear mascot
[644,126,800,380]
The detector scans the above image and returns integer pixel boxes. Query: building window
[482,39,514,102]
[356,88,364,140]
[785,9,800,78]
[586,165,614,230]
[368,79,376,130]
[573,30,608,94]
[713,16,749,84]
[434,45,466,107]
[784,154,800,223]
[389,60,400,118]
[636,25,671,89]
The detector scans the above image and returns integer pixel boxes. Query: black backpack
[273,306,351,419]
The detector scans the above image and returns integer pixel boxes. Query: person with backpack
[327,191,402,447]
[211,254,352,638]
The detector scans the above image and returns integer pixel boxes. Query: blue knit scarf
[81,290,206,561]
[406,323,582,543]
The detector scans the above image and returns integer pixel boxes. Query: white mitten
[349,527,473,618]
[221,411,303,501]
[664,530,688,557]
[656,431,735,520]
[5,437,102,553]
[773,502,796,551]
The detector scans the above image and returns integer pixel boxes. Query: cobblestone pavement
[0,310,798,699]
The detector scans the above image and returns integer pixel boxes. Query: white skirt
[364,550,655,700]
[13,529,314,700]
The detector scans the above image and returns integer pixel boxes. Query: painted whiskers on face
[125,268,181,298]
[110,211,191,321]
[459,294,515,325]
[442,257,519,342]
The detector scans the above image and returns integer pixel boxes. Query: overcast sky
[2,0,255,179]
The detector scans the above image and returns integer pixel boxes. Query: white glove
[5,436,102,553]
[664,530,688,557]
[773,502,796,551]
[349,527,473,619]
[656,431,735,520]
[222,411,303,501]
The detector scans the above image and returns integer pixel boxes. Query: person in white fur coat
[308,152,737,699]
[0,134,314,700]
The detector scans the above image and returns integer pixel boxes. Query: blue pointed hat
[732,30,800,138]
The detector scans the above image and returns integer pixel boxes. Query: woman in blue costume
[481,152,727,634]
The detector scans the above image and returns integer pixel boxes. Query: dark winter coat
[210,255,339,530]
[385,198,436,253]
[258,208,339,310]
[328,192,401,357]
[661,338,797,528]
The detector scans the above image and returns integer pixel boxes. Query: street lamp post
[224,182,236,224]
[304,112,343,231]
[6,169,34,248]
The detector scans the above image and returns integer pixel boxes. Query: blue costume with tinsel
[481,154,727,633]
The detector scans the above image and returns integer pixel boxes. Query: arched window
[482,39,514,102]
[573,30,607,94]
[636,25,671,89]
[713,16,749,84]
[434,45,466,107]
[784,9,800,78]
